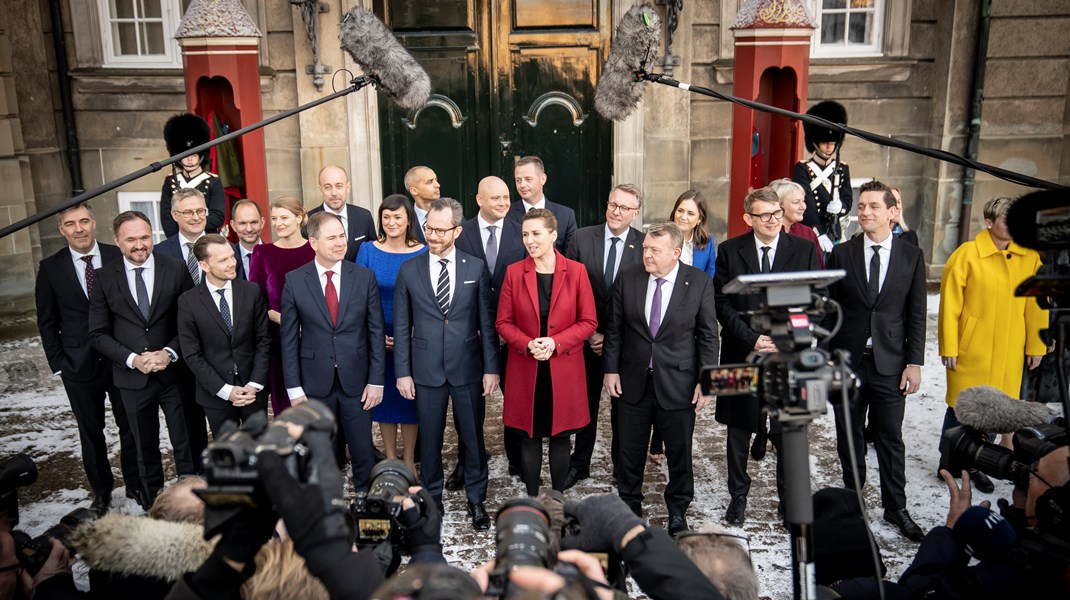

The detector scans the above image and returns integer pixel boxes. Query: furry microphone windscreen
[594,3,660,122]
[339,8,431,112]
[955,385,1054,433]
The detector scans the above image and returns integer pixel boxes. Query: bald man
[451,175,529,487]
[405,165,442,244]
[308,165,377,262]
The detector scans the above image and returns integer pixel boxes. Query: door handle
[499,139,512,157]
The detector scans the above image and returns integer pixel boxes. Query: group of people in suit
[38,138,943,544]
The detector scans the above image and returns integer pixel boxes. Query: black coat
[565,224,644,333]
[177,280,271,409]
[88,255,195,389]
[454,216,527,310]
[307,203,377,263]
[826,234,926,374]
[713,232,821,430]
[603,262,719,410]
[506,198,578,254]
[35,243,122,382]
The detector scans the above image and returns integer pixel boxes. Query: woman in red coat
[496,208,598,495]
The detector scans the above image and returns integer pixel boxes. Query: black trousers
[315,372,375,492]
[570,344,618,474]
[119,376,196,499]
[617,373,696,517]
[726,425,786,503]
[832,353,907,510]
[179,375,208,473]
[61,372,142,498]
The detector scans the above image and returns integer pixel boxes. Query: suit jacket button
[444,319,449,324]
[549,324,555,329]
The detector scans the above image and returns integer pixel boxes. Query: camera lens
[369,459,418,498]
[495,497,551,570]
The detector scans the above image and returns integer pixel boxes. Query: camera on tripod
[699,270,856,423]
[1,454,96,576]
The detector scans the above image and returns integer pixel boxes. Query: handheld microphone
[339,8,431,111]
[1006,189,1070,252]
[955,385,1054,433]
[594,4,660,122]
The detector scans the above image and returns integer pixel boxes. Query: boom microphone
[594,4,660,122]
[1006,189,1070,252]
[339,8,431,111]
[955,385,1054,433]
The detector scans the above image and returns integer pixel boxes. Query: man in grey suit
[280,212,386,492]
[564,184,645,488]
[394,198,500,530]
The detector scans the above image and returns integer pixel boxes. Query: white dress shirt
[603,225,626,282]
[414,205,428,231]
[753,233,781,269]
[323,204,349,239]
[428,245,458,307]
[178,231,205,281]
[70,242,101,298]
[523,196,547,212]
[644,261,680,329]
[477,213,504,250]
[862,232,893,348]
[121,255,177,368]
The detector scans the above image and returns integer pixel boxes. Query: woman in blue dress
[356,194,426,472]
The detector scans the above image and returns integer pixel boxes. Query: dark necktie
[81,256,95,298]
[868,245,882,304]
[436,259,450,315]
[185,242,200,284]
[485,225,498,275]
[216,289,232,335]
[649,278,666,368]
[134,267,150,321]
[761,246,772,273]
[604,237,620,292]
[324,271,339,326]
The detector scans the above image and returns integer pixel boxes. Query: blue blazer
[393,249,499,387]
[506,198,578,254]
[454,217,527,310]
[279,260,386,399]
[691,239,717,280]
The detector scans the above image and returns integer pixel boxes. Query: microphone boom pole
[0,75,380,241]
[638,71,1067,193]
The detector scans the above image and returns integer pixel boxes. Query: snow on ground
[0,294,1030,598]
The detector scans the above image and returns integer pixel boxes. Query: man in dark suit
[394,198,500,530]
[308,165,377,262]
[713,187,821,526]
[564,184,645,489]
[826,179,927,541]
[507,155,577,252]
[280,212,386,491]
[229,199,264,280]
[405,165,441,245]
[35,203,144,514]
[177,234,271,436]
[88,211,197,507]
[153,187,210,465]
[450,175,527,488]
[603,222,719,536]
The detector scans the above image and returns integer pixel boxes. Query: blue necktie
[216,289,232,335]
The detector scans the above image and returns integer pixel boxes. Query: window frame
[809,0,885,58]
[97,0,185,68]
[117,192,166,243]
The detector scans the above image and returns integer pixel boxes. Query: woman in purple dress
[249,195,315,416]
[356,194,426,472]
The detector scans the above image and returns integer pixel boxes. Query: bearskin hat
[163,113,211,165]
[803,100,847,153]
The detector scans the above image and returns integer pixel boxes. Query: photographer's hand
[562,494,644,553]
[940,469,991,528]
[400,486,443,557]
[20,538,71,591]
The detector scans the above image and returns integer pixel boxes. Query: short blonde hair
[983,196,1015,222]
[241,539,328,600]
[270,195,308,227]
[148,476,206,524]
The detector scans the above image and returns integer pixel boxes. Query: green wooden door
[375,0,611,226]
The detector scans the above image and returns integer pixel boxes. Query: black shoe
[126,488,151,511]
[445,464,464,491]
[468,502,491,530]
[563,468,589,490]
[725,496,747,527]
[884,508,925,542]
[968,469,995,494]
[89,493,111,517]
[668,514,690,537]
[508,463,522,479]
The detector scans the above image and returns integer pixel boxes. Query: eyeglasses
[175,208,208,219]
[748,209,784,223]
[607,202,639,214]
[423,224,459,237]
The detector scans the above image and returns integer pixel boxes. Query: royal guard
[161,113,226,238]
[792,100,852,254]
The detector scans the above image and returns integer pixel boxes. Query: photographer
[899,454,1070,598]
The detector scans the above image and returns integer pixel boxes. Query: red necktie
[325,271,339,326]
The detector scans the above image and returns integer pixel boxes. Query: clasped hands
[131,350,171,374]
[228,386,259,407]
[527,337,556,361]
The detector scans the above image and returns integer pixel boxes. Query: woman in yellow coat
[938,196,1048,452]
